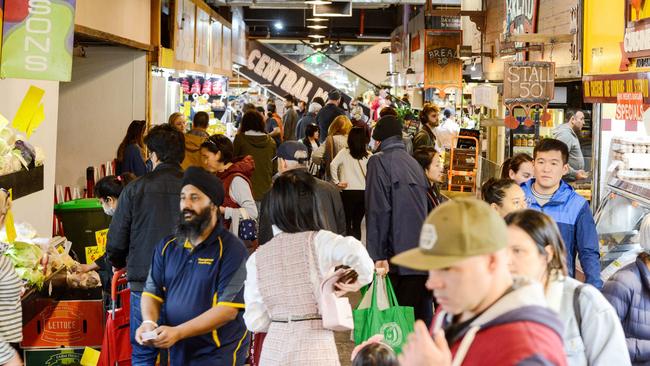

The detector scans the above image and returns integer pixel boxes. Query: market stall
[582,0,650,277]
[2,219,104,365]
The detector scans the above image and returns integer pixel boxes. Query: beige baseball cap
[391,198,507,271]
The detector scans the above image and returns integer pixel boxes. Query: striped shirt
[0,255,22,364]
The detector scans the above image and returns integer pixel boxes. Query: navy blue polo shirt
[143,226,249,365]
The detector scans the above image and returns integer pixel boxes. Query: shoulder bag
[238,208,258,241]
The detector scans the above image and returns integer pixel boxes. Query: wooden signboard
[503,61,555,104]
[424,30,463,97]
[503,61,555,129]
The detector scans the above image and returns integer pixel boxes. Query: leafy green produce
[14,266,45,289]
[4,241,42,268]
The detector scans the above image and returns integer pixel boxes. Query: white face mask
[102,200,116,216]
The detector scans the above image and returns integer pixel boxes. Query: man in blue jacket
[521,138,603,288]
[366,115,431,325]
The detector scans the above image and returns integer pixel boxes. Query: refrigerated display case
[594,180,647,281]
[592,101,650,280]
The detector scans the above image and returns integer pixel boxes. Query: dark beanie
[182,167,225,206]
[372,115,403,141]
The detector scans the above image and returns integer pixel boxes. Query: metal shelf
[607,178,650,208]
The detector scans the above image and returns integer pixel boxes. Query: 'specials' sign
[1,0,76,81]
[244,40,342,104]
[616,92,644,121]
[503,61,555,104]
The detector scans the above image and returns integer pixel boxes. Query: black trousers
[389,273,434,327]
[340,190,365,240]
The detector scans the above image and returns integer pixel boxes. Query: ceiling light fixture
[380,47,391,54]
[307,25,327,29]
[470,59,477,71]
[304,0,332,4]
[308,34,326,39]
[306,18,328,22]
[274,22,283,30]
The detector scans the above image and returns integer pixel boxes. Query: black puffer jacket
[107,162,183,291]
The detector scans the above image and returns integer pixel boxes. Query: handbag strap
[573,284,586,338]
[305,231,322,307]
[239,207,250,220]
[357,159,366,179]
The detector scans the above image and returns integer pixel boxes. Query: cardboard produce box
[24,347,95,366]
[22,300,104,348]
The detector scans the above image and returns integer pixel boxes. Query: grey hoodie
[552,123,584,179]
[546,275,630,366]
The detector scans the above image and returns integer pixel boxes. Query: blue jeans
[130,291,167,366]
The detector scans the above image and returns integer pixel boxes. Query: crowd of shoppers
[4,92,648,366]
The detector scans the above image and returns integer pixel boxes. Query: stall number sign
[503,62,555,102]
[616,92,644,121]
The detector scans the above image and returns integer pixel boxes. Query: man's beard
[176,206,214,244]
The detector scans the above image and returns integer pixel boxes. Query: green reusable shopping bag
[353,273,415,354]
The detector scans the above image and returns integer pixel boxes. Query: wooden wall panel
[175,0,196,63]
[195,8,210,66]
[211,21,223,70]
[222,26,232,71]
[481,0,580,81]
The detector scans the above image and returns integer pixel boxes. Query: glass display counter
[594,178,647,280]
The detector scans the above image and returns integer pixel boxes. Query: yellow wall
[583,0,650,75]
[75,0,152,46]
[583,0,625,75]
